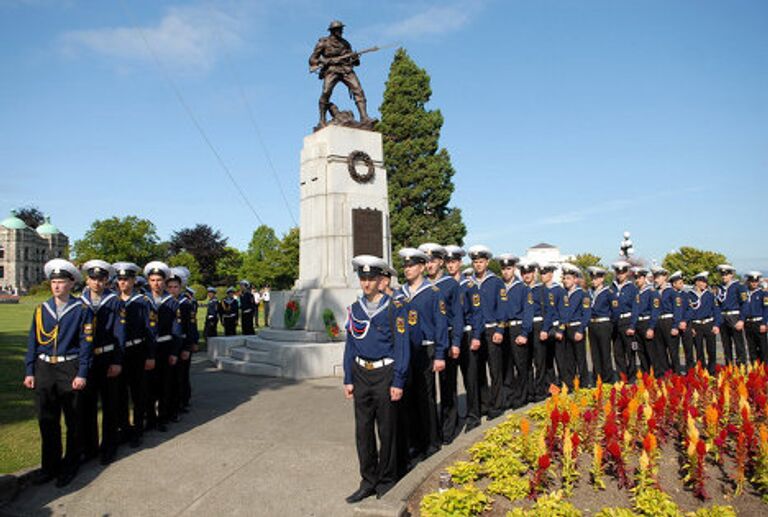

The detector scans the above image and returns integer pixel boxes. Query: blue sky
[1,0,766,271]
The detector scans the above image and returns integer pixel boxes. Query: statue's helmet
[328,20,344,31]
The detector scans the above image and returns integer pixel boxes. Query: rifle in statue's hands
[309,46,381,74]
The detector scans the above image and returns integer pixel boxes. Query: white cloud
[364,1,484,41]
[59,5,245,72]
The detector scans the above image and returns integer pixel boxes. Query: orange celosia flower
[705,405,719,431]
[643,432,657,455]
[520,417,530,437]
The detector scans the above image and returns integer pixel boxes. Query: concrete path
[2,360,361,517]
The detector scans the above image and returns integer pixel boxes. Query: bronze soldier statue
[309,21,375,130]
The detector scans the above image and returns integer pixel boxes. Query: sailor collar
[401,279,434,301]
[505,279,522,290]
[81,288,117,312]
[433,274,453,286]
[123,292,145,306]
[43,296,82,321]
[639,285,653,295]
[149,291,174,308]
[356,294,390,320]
[472,271,496,286]
[567,286,582,296]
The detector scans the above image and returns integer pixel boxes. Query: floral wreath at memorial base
[322,309,341,339]
[284,299,301,329]
[347,150,375,183]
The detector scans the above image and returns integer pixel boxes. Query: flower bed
[414,363,768,516]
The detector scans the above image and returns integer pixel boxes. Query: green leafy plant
[420,485,490,517]
[446,461,481,485]
[594,508,638,517]
[633,488,682,517]
[507,490,581,516]
[487,476,528,502]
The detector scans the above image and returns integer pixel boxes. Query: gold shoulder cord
[35,305,59,353]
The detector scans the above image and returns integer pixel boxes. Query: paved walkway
[2,361,361,516]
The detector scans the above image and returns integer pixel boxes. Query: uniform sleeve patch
[548,293,555,306]
[500,288,508,302]
[741,292,748,302]
[653,298,660,309]
[439,300,447,315]
[635,295,640,303]
[563,296,570,307]
[675,296,681,307]
[408,310,418,326]
[472,293,481,307]
[396,317,405,334]
[583,297,590,309]
[612,300,619,308]
[527,293,534,305]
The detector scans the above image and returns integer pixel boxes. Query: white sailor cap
[539,262,558,274]
[206,286,217,293]
[693,271,710,283]
[651,266,669,277]
[44,258,82,283]
[352,255,388,277]
[144,261,171,279]
[612,261,631,272]
[462,267,474,277]
[382,265,398,278]
[82,259,115,279]
[113,262,140,278]
[186,286,196,295]
[398,248,429,265]
[631,266,649,277]
[518,259,538,273]
[418,243,447,260]
[669,270,684,282]
[239,279,251,288]
[226,287,236,294]
[467,245,493,260]
[443,245,466,260]
[561,263,582,277]
[716,264,736,274]
[587,266,607,277]
[745,271,762,281]
[169,267,189,284]
[496,253,520,268]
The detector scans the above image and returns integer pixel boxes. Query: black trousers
[555,328,577,390]
[438,347,459,444]
[352,362,399,495]
[657,318,679,375]
[503,323,530,409]
[405,344,440,457]
[179,352,192,408]
[241,309,255,335]
[222,316,237,336]
[692,321,717,374]
[720,314,747,366]
[531,321,553,399]
[147,351,178,424]
[118,344,147,438]
[485,328,506,417]
[204,317,218,338]
[34,359,83,476]
[613,319,634,381]
[458,330,487,428]
[681,327,696,371]
[745,321,767,364]
[634,321,654,376]
[82,352,120,457]
[589,320,613,383]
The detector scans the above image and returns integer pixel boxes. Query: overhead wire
[117,0,265,225]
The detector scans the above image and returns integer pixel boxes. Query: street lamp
[620,231,634,258]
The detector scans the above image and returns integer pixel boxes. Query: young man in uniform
[655,269,686,376]
[587,267,614,383]
[541,263,564,389]
[633,267,660,376]
[743,271,767,364]
[343,256,409,503]
[558,264,591,389]
[113,261,156,448]
[166,268,197,418]
[468,245,506,419]
[219,287,239,336]
[689,272,722,374]
[143,261,182,432]
[239,280,256,335]
[394,247,448,463]
[611,261,640,381]
[716,264,748,366]
[204,287,219,338]
[521,261,548,401]
[80,259,124,465]
[419,243,463,444]
[24,259,91,487]
[177,275,199,413]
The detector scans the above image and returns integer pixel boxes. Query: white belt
[619,312,632,318]
[93,344,115,355]
[223,314,237,319]
[355,357,394,370]
[747,317,763,323]
[533,316,543,322]
[637,316,651,321]
[207,315,216,319]
[659,314,674,320]
[463,325,472,332]
[38,353,77,364]
[568,321,582,327]
[508,320,522,327]
[723,310,740,315]
[692,317,714,324]
[591,317,610,323]
[125,338,144,348]
[485,323,498,328]
[243,309,253,313]
[552,320,560,327]
[156,335,172,343]
[422,340,434,346]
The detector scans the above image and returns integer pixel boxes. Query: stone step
[216,357,283,377]
[229,346,282,366]
[256,328,334,343]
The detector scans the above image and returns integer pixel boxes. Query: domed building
[0,212,69,293]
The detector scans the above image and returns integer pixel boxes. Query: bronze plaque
[353,208,383,258]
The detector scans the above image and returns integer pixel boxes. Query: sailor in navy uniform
[521,261,548,401]
[632,267,660,376]
[689,272,722,374]
[135,275,148,295]
[23,259,92,487]
[394,248,448,463]
[343,256,409,504]
[143,261,182,432]
[558,264,591,389]
[379,265,397,297]
[541,263,565,388]
[587,267,615,383]
[655,269,685,375]
[611,261,639,381]
[716,264,748,366]
[113,262,156,448]
[204,287,219,338]
[80,259,125,465]
[219,288,239,336]
[239,280,256,335]
[497,254,533,408]
[743,271,768,364]
[419,243,464,444]
[172,271,199,414]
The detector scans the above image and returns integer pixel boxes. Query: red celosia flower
[571,432,581,450]
[607,440,621,459]
[696,439,706,457]
[550,407,560,427]
[538,454,551,469]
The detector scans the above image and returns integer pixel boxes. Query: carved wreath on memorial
[347,150,375,183]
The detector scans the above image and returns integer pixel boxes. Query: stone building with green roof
[0,211,69,293]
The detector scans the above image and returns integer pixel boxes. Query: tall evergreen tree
[378,48,466,251]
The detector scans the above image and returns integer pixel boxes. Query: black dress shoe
[156,423,168,432]
[31,469,56,485]
[100,449,116,466]
[180,405,190,414]
[55,468,78,488]
[345,486,375,504]
[130,434,142,448]
[464,420,480,433]
[169,414,181,423]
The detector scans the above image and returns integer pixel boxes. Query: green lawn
[0,295,211,474]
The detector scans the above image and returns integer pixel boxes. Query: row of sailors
[341,246,767,503]
[23,258,199,488]
[203,281,271,336]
